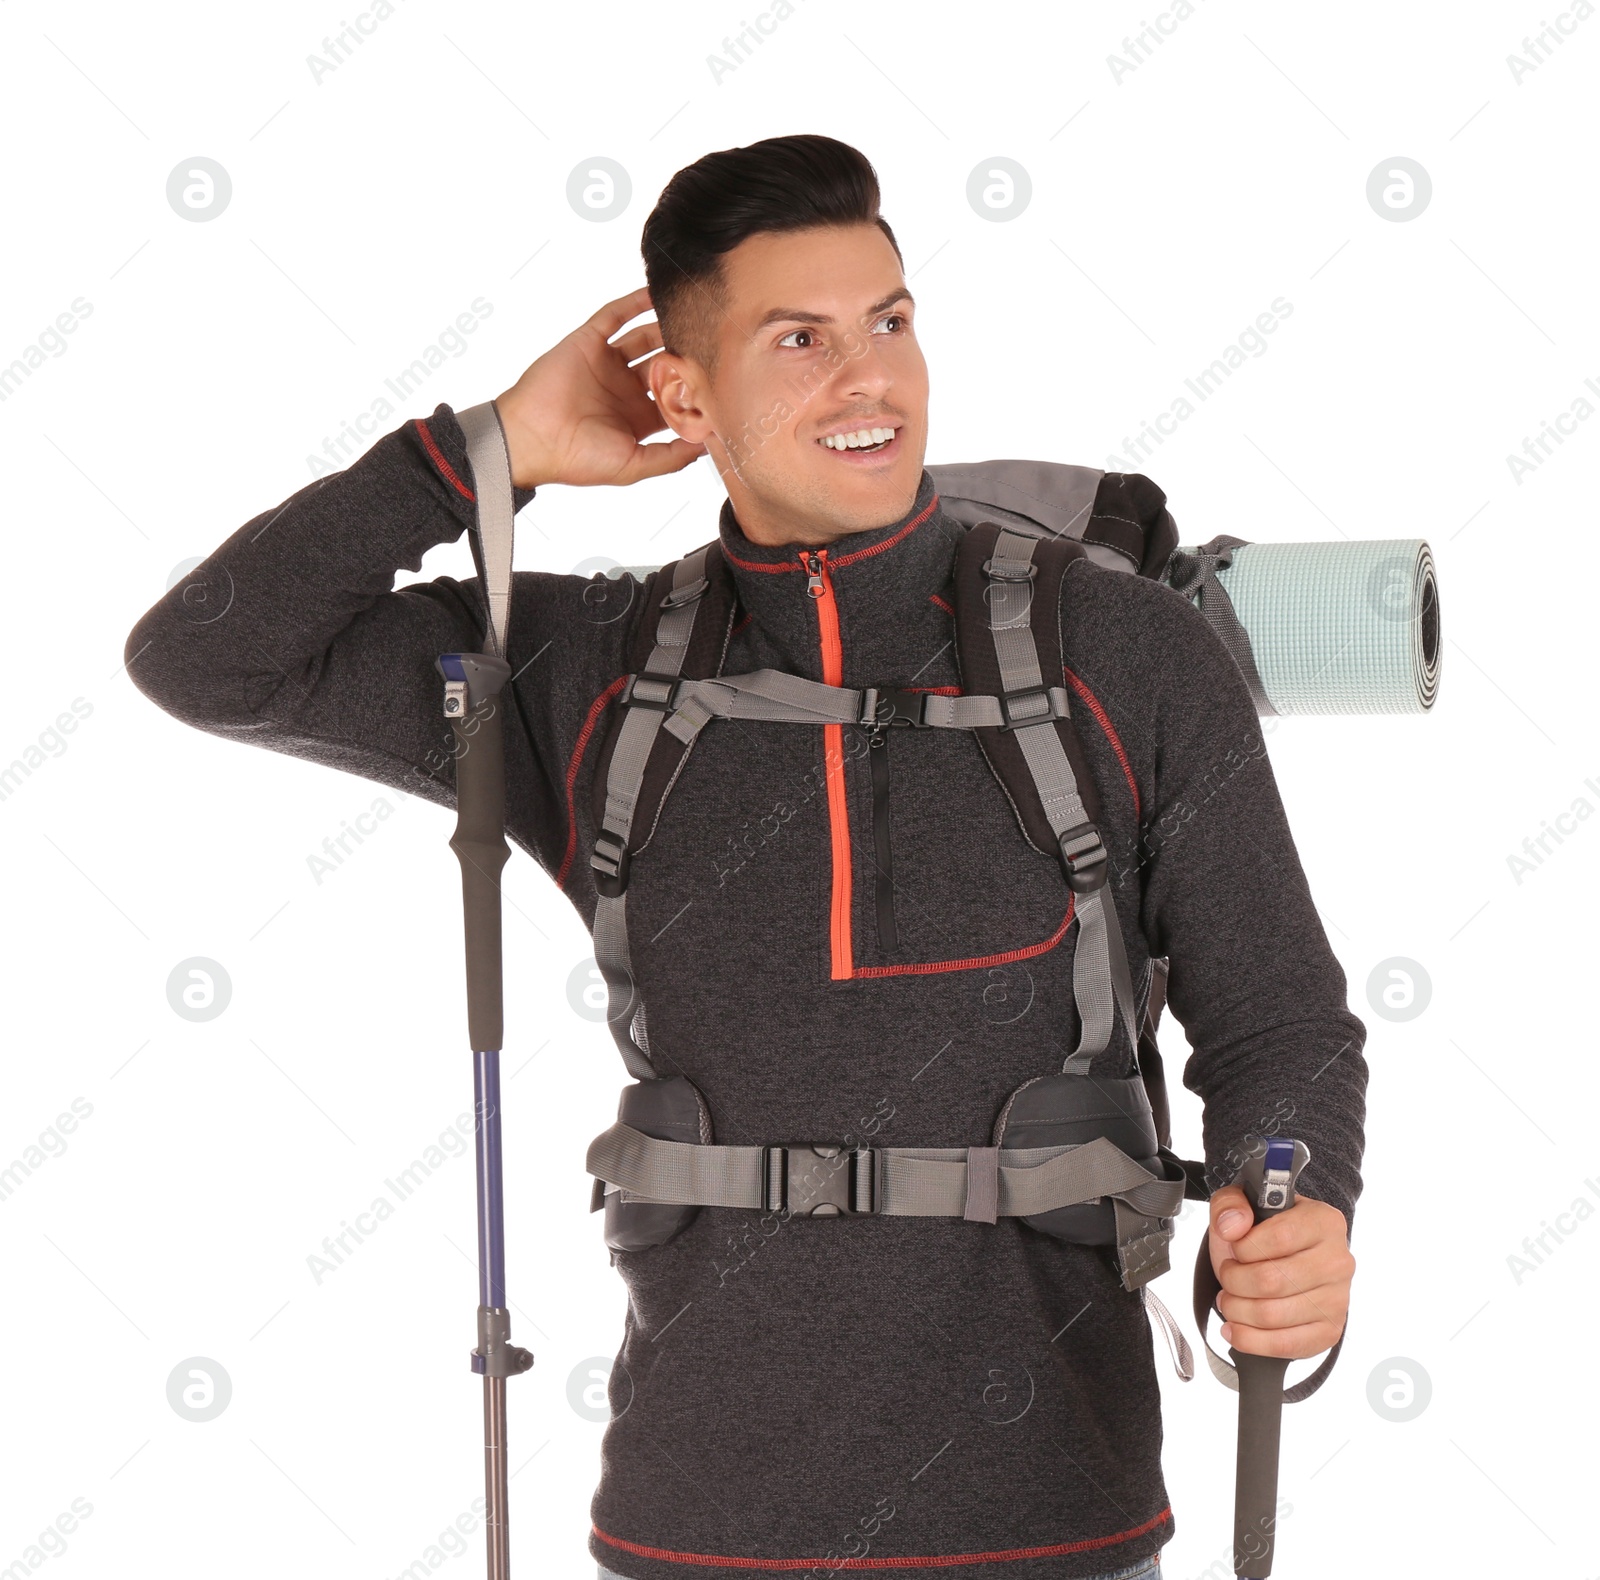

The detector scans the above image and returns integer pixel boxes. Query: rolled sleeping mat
[1163,537,1441,716]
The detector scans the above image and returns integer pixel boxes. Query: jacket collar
[715,469,963,684]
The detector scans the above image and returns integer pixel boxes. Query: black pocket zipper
[867,724,897,951]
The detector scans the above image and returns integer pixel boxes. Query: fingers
[1218,1313,1347,1361]
[612,436,705,486]
[1208,1185,1253,1241]
[1216,1237,1352,1301]
[1214,1194,1347,1264]
[1216,1279,1349,1340]
[1206,1186,1354,1360]
[586,285,655,342]
[610,322,664,364]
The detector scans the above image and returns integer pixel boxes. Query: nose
[833,332,895,403]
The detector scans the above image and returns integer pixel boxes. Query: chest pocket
[846,721,1078,977]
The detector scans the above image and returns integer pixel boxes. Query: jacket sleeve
[1128,575,1369,1234]
[122,402,629,887]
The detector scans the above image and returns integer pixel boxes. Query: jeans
[599,1558,1161,1580]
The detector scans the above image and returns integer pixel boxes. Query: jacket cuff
[1206,1127,1358,1240]
[407,402,538,523]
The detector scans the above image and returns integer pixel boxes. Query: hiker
[125,133,1365,1580]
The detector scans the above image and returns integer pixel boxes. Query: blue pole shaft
[474,1048,508,1311]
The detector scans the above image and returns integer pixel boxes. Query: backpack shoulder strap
[952,520,1104,857]
[585,543,737,1077]
[588,544,737,871]
[953,520,1138,1074]
[955,521,1212,1200]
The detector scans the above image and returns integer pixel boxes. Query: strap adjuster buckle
[1058,821,1108,893]
[998,684,1068,732]
[622,671,680,712]
[859,687,928,728]
[591,831,632,897]
[982,555,1037,583]
[659,576,709,609]
[762,1144,877,1215]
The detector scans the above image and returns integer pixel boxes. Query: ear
[648,352,715,445]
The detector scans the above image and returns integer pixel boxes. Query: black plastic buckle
[862,687,928,728]
[623,671,680,712]
[982,555,1037,583]
[591,831,632,898]
[1058,821,1108,894]
[762,1144,877,1216]
[997,684,1061,732]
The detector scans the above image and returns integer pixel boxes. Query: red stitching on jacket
[721,494,941,573]
[853,899,1076,979]
[557,675,628,888]
[929,591,953,615]
[830,494,939,567]
[413,417,476,502]
[593,1506,1170,1568]
[1064,666,1139,824]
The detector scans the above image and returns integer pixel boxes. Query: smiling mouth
[817,425,900,457]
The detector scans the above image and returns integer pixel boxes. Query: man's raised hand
[492,285,705,490]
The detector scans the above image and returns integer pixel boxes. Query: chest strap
[634,667,1072,733]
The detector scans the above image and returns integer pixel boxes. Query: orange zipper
[801,548,853,980]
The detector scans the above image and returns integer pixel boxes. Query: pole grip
[1229,1137,1306,1578]
[441,656,512,1054]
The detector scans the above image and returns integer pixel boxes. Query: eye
[875,311,908,333]
[777,327,817,349]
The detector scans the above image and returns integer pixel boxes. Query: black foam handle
[447,679,510,1054]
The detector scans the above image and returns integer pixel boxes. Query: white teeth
[822,427,896,450]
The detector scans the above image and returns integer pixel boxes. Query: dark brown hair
[641,133,902,376]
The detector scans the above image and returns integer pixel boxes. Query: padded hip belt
[586,1072,1190,1291]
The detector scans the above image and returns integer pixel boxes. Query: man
[126,133,1364,1580]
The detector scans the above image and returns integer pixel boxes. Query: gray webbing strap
[983,530,1139,1074]
[589,1123,763,1209]
[659,671,1068,732]
[455,403,516,661]
[1164,535,1279,717]
[586,1124,1185,1223]
[590,551,712,1080]
[1144,1286,1196,1382]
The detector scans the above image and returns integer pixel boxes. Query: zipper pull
[800,549,826,599]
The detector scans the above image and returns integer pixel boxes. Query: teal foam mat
[1172,539,1440,716]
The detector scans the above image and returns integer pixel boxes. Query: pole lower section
[485,1375,510,1579]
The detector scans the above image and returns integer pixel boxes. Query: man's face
[650,223,928,547]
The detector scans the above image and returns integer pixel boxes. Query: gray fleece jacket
[124,403,1367,1580]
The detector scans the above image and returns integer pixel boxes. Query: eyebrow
[752,288,914,333]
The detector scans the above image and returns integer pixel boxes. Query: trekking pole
[1226,1137,1308,1579]
[436,403,534,1580]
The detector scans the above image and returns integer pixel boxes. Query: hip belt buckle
[762,1144,877,1216]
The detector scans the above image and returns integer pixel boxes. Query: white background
[2,1,1596,1577]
